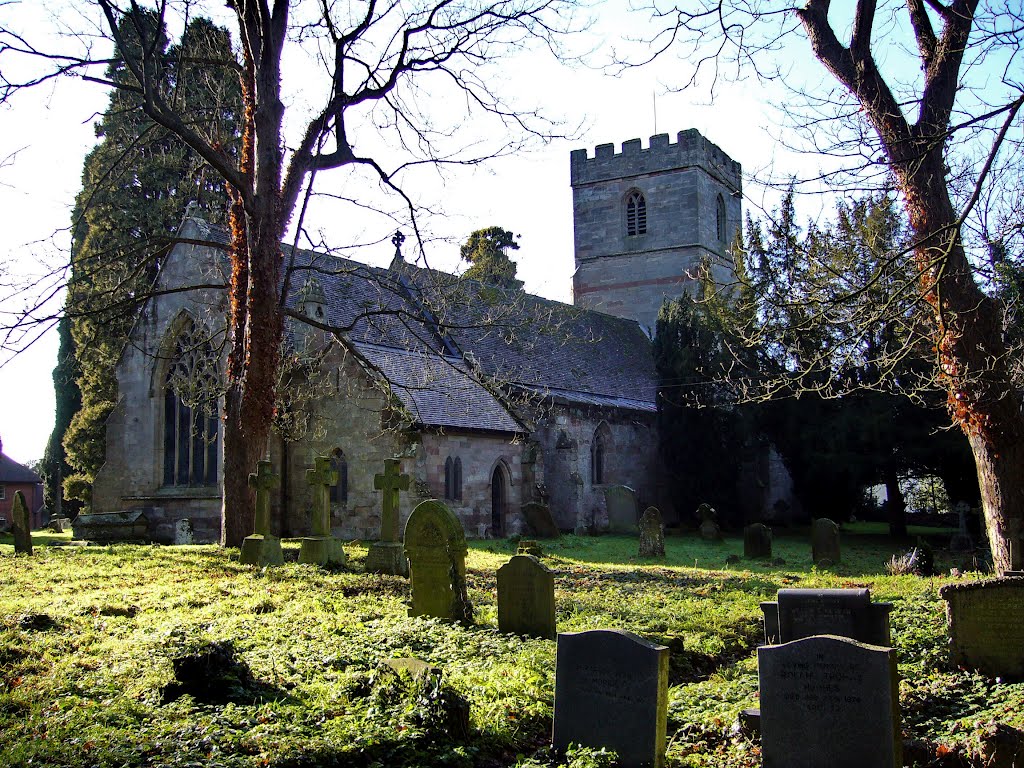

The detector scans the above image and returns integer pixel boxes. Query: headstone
[366,458,410,576]
[403,499,472,622]
[950,501,974,553]
[47,517,71,534]
[604,485,639,534]
[11,491,32,556]
[521,502,560,538]
[758,635,901,768]
[518,539,543,557]
[173,518,194,545]
[497,554,556,639]
[240,461,284,566]
[552,629,669,768]
[811,517,841,564]
[743,523,772,559]
[72,511,149,543]
[638,507,665,558]
[697,503,721,541]
[760,588,892,646]
[299,455,346,566]
[940,579,1024,680]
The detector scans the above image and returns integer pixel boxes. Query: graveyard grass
[0,528,1021,768]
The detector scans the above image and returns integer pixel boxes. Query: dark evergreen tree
[54,15,241,504]
[40,316,82,519]
[460,227,523,290]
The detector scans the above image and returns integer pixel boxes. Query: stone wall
[570,130,742,331]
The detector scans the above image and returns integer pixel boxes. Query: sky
[0,1,815,466]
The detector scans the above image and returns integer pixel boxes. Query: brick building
[0,438,45,530]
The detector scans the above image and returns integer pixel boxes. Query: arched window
[491,464,507,536]
[591,424,611,486]
[163,320,219,487]
[716,193,727,243]
[329,448,348,504]
[445,456,463,501]
[626,190,647,236]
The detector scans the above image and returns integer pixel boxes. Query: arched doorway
[491,465,507,537]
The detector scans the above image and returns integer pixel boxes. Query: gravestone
[299,455,346,566]
[638,507,665,558]
[404,500,472,622]
[366,458,410,576]
[72,511,149,543]
[173,518,194,545]
[760,588,892,646]
[811,517,841,565]
[11,491,32,556]
[758,635,901,768]
[552,629,669,768]
[521,502,560,538]
[48,517,71,533]
[497,554,556,639]
[240,461,284,566]
[697,503,721,541]
[940,579,1024,680]
[518,539,543,557]
[743,523,772,559]
[604,485,639,534]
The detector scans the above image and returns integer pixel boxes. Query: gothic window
[591,423,611,485]
[626,190,647,236]
[329,449,348,504]
[445,456,463,501]
[716,193,727,243]
[163,319,220,487]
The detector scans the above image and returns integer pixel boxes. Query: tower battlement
[570,129,741,192]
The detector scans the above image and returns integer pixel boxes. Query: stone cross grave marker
[366,458,411,576]
[403,499,472,622]
[604,485,639,534]
[743,523,772,560]
[11,491,32,556]
[497,554,556,639]
[638,506,665,558]
[697,503,722,541]
[552,629,669,768]
[940,579,1024,680]
[240,461,284,566]
[299,455,346,566]
[760,588,892,647]
[521,501,560,538]
[758,635,902,768]
[811,517,841,565]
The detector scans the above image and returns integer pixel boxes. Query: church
[91,129,780,544]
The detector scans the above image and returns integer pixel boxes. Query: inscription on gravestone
[552,629,669,768]
[404,500,472,622]
[758,635,901,768]
[941,579,1024,680]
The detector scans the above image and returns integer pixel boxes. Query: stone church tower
[570,129,742,331]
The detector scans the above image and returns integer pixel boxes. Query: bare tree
[631,1,1024,572]
[0,0,578,546]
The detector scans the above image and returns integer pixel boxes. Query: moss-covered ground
[0,526,1019,767]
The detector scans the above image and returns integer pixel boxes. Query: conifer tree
[460,227,523,290]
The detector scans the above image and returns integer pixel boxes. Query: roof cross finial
[392,230,406,260]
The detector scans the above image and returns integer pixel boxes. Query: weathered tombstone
[10,491,32,556]
[72,511,149,543]
[696,503,722,541]
[604,485,639,534]
[366,458,410,576]
[760,588,892,647]
[240,461,284,566]
[299,455,346,566]
[950,501,974,553]
[173,518,194,545]
[638,507,665,558]
[404,499,472,622]
[811,517,841,565]
[518,539,543,557]
[497,554,556,639]
[521,501,560,538]
[940,579,1024,680]
[758,635,902,768]
[552,629,669,768]
[743,523,772,559]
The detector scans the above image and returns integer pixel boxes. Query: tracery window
[163,319,220,487]
[626,190,647,236]
[444,456,463,501]
[329,448,348,504]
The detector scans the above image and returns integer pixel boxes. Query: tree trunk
[884,468,907,539]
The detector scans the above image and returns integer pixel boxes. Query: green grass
[0,528,1017,767]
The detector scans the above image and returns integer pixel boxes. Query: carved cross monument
[299,455,346,566]
[239,460,284,566]
[366,458,411,576]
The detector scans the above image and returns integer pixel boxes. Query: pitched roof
[0,452,42,484]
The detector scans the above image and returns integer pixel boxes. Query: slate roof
[178,218,658,433]
[0,451,42,484]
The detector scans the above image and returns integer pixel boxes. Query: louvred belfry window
[626,190,647,236]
